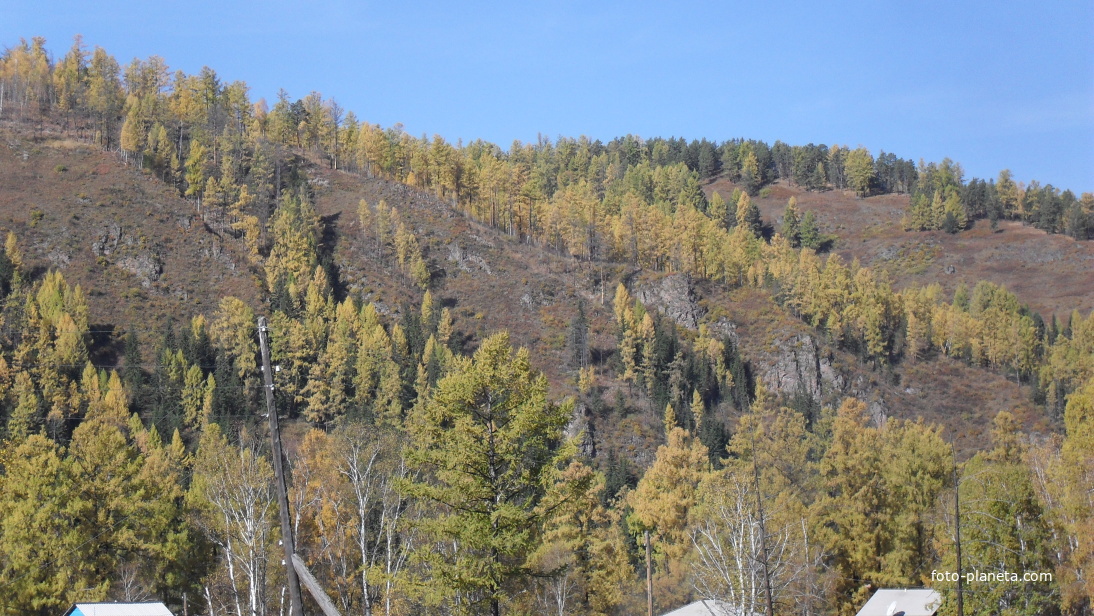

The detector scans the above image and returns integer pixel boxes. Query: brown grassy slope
[306,163,622,399]
[0,125,261,358]
[310,165,695,466]
[0,121,609,393]
[705,177,1094,320]
[312,164,1041,455]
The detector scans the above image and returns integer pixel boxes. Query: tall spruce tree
[781,197,801,247]
[405,333,573,616]
[799,211,821,249]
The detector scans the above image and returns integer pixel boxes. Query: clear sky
[5,0,1093,192]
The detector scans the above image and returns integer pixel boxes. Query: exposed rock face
[116,252,162,287]
[636,273,703,329]
[760,334,843,399]
[201,238,238,272]
[47,247,71,269]
[89,223,163,287]
[446,242,492,275]
[564,402,596,458]
[92,223,122,257]
[868,399,889,426]
[634,274,848,408]
[708,317,739,343]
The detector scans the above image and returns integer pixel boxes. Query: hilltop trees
[52,36,87,126]
[0,37,52,118]
[900,164,1091,237]
[845,147,875,197]
[903,187,968,232]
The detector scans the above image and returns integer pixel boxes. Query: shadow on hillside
[88,323,124,368]
[319,213,345,301]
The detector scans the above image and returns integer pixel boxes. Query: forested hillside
[0,35,1091,616]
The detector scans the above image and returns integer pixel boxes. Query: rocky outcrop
[116,252,162,287]
[446,242,492,275]
[868,399,889,426]
[759,334,843,399]
[636,273,703,329]
[708,317,740,344]
[47,247,71,269]
[633,274,843,402]
[92,222,122,257]
[634,275,849,408]
[564,402,596,458]
[201,237,239,272]
[90,223,163,287]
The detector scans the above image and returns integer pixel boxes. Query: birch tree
[189,425,277,616]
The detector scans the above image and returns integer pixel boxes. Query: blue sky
[6,0,1093,192]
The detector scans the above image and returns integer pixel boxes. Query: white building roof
[856,588,941,616]
[66,603,174,616]
[661,599,757,616]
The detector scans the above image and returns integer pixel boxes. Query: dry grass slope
[0,126,261,355]
[706,177,1094,318]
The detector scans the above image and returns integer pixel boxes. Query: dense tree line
[904,160,1094,238]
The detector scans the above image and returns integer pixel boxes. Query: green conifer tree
[405,333,573,616]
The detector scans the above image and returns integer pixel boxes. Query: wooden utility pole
[258,317,304,616]
[645,530,653,616]
[293,554,343,616]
